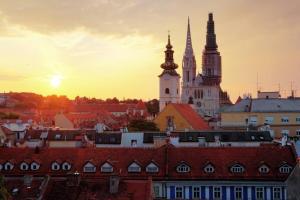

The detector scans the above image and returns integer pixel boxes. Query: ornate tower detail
[159,34,180,111]
[181,18,197,104]
[202,13,222,85]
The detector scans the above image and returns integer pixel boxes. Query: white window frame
[296,117,300,123]
[62,162,71,171]
[30,162,40,171]
[230,164,245,173]
[235,187,243,200]
[249,116,258,125]
[265,116,274,124]
[296,130,300,137]
[175,186,183,199]
[146,162,159,173]
[101,162,113,173]
[259,164,270,174]
[213,186,221,200]
[279,164,292,173]
[273,187,281,200]
[281,129,289,137]
[193,186,200,199]
[20,162,29,171]
[83,162,96,173]
[128,162,141,173]
[204,164,215,173]
[256,187,264,200]
[281,116,289,123]
[51,162,60,171]
[4,162,14,171]
[176,163,190,173]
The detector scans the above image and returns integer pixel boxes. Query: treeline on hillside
[3,92,160,115]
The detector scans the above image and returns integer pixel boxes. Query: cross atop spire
[205,13,218,51]
[184,16,194,57]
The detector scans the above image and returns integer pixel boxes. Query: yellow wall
[221,112,300,137]
[154,104,193,131]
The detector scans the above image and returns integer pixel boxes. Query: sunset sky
[0,0,299,101]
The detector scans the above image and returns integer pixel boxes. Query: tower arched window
[165,88,170,94]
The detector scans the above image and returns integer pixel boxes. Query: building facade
[221,97,300,138]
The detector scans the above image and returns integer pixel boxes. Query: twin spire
[184,17,194,57]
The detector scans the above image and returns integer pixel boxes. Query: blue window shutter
[243,186,248,200]
[222,186,226,200]
[189,186,192,199]
[201,186,206,199]
[281,187,285,200]
[264,187,267,200]
[270,186,273,200]
[230,186,234,200]
[170,186,175,199]
[252,186,256,200]
[209,186,213,200]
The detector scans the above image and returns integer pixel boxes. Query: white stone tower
[181,17,197,104]
[159,34,180,111]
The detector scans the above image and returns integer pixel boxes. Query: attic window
[204,164,215,173]
[101,162,113,173]
[128,162,141,173]
[176,163,190,173]
[230,164,245,173]
[51,162,60,171]
[62,162,71,171]
[279,164,292,173]
[258,164,270,173]
[4,162,14,171]
[83,162,96,173]
[20,162,29,171]
[31,162,40,171]
[146,162,159,173]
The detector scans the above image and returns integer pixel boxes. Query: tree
[128,119,159,131]
[146,99,159,116]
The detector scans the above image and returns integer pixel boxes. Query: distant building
[221,97,300,138]
[257,91,281,99]
[154,103,210,131]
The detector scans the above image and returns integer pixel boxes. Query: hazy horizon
[1,0,300,101]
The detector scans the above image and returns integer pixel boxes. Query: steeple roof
[184,17,194,57]
[159,33,179,77]
[205,13,218,51]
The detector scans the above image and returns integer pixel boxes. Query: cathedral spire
[205,13,218,51]
[184,17,194,56]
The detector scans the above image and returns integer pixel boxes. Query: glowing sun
[50,75,62,88]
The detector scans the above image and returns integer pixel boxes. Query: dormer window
[101,162,113,173]
[258,164,270,174]
[30,162,40,171]
[279,164,292,173]
[20,162,29,171]
[4,162,14,171]
[176,163,190,173]
[204,164,215,173]
[51,162,60,171]
[61,162,71,171]
[146,162,159,173]
[83,162,96,173]
[230,164,245,173]
[128,162,141,173]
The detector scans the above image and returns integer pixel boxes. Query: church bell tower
[159,34,180,111]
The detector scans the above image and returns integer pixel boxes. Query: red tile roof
[0,144,297,181]
[171,104,210,130]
